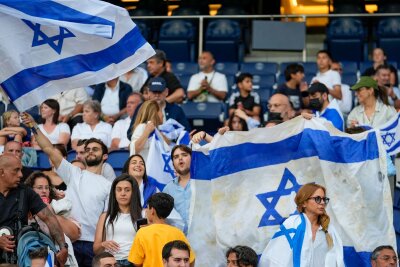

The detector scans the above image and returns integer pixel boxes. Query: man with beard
[163,145,192,234]
[21,113,111,267]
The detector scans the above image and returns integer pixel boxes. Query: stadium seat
[341,61,358,73]
[394,187,400,209]
[341,73,357,86]
[177,74,192,90]
[258,88,274,104]
[171,7,201,16]
[393,207,400,234]
[67,150,76,162]
[158,20,196,62]
[172,62,198,75]
[240,62,278,75]
[214,62,239,76]
[35,150,51,169]
[376,18,400,62]
[181,102,224,133]
[205,20,244,62]
[252,74,276,89]
[226,75,237,91]
[135,21,151,41]
[280,62,317,75]
[326,18,366,62]
[107,150,130,176]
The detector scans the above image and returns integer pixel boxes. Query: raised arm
[21,113,63,168]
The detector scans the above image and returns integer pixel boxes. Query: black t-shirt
[0,185,46,229]
[142,71,182,96]
[276,83,303,110]
[229,91,260,111]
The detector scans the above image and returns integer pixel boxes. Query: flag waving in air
[0,0,155,111]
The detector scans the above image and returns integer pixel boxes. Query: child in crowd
[0,110,28,145]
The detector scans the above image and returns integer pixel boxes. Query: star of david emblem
[256,168,302,227]
[162,154,175,178]
[23,19,75,54]
[381,132,396,147]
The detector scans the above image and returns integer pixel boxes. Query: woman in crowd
[0,110,28,145]
[71,100,112,149]
[31,99,70,149]
[129,100,169,159]
[25,171,80,266]
[347,76,397,128]
[362,47,398,86]
[260,183,344,266]
[122,154,157,207]
[93,174,142,267]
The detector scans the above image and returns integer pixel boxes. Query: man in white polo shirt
[22,114,111,267]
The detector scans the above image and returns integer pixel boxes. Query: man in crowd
[92,252,117,267]
[267,93,296,122]
[75,139,116,182]
[307,82,344,131]
[128,193,195,266]
[0,154,68,265]
[111,92,144,150]
[93,77,133,125]
[187,51,228,102]
[142,50,185,104]
[312,50,342,100]
[22,114,111,267]
[163,145,193,234]
[3,141,32,182]
[370,245,398,267]
[226,246,258,267]
[374,64,400,109]
[162,240,191,267]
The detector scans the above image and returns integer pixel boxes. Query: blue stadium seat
[359,61,372,74]
[181,102,224,133]
[341,73,357,86]
[280,62,317,75]
[36,150,51,169]
[158,20,196,62]
[326,18,366,62]
[252,74,276,89]
[394,207,400,234]
[135,21,151,41]
[107,150,130,176]
[172,62,198,75]
[277,74,286,85]
[205,20,244,62]
[177,74,192,90]
[240,62,278,75]
[341,61,358,73]
[67,150,76,162]
[214,62,239,76]
[258,88,274,104]
[226,75,237,91]
[377,18,400,62]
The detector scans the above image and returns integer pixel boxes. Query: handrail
[130,13,400,61]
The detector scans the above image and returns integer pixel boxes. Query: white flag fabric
[0,0,154,111]
[188,116,395,267]
[379,112,400,156]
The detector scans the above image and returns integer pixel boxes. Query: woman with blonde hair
[260,183,344,266]
[0,110,28,145]
[129,100,170,159]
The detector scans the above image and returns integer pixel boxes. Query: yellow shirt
[128,223,195,266]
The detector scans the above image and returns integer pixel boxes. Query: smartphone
[136,218,148,230]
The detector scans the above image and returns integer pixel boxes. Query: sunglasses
[308,196,330,204]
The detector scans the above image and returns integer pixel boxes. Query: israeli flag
[0,0,154,111]
[187,116,395,267]
[316,99,344,131]
[379,112,400,156]
[45,247,54,267]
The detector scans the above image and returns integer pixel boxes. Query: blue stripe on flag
[292,214,306,267]
[0,0,114,28]
[191,129,379,180]
[343,247,371,267]
[148,176,166,191]
[381,113,400,131]
[1,26,146,100]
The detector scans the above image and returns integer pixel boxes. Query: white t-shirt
[101,83,120,116]
[129,123,149,159]
[51,88,89,116]
[337,84,353,115]
[187,71,228,102]
[56,159,111,241]
[111,117,131,149]
[312,70,341,91]
[102,162,116,182]
[71,121,113,147]
[105,213,136,260]
[119,67,148,92]
[38,123,71,144]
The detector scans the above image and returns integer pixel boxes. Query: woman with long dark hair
[260,183,344,266]
[93,174,142,267]
[122,154,157,207]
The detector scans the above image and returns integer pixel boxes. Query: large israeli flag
[379,112,400,156]
[0,0,154,111]
[188,116,395,267]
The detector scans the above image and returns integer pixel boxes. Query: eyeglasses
[308,196,330,204]
[33,186,50,191]
[85,147,101,153]
[267,103,286,109]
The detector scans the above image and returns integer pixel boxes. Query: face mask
[268,112,282,121]
[309,98,323,111]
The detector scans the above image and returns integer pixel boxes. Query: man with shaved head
[0,154,68,264]
[3,141,33,182]
[267,93,296,121]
